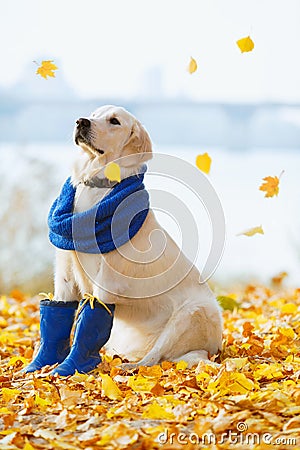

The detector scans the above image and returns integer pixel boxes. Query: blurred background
[1,0,300,293]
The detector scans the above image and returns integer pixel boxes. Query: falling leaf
[259,172,283,198]
[237,225,264,237]
[196,152,212,174]
[188,56,197,74]
[104,162,121,183]
[236,36,255,53]
[35,60,58,79]
[217,296,240,311]
[101,374,123,400]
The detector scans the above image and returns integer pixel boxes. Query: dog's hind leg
[120,300,222,370]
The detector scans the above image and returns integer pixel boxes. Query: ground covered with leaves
[0,283,300,450]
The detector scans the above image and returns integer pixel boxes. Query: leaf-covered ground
[0,283,300,449]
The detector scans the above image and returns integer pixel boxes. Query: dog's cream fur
[54,105,223,367]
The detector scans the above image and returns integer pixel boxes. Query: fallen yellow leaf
[196,152,212,174]
[142,401,174,420]
[176,360,188,371]
[101,374,123,400]
[279,327,295,339]
[138,365,162,379]
[128,375,157,393]
[104,162,121,183]
[236,36,255,53]
[34,394,52,407]
[0,407,14,415]
[8,355,28,366]
[217,296,240,311]
[1,388,21,402]
[24,439,35,450]
[280,303,297,314]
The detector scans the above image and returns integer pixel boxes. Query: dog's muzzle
[75,118,91,145]
[74,118,105,155]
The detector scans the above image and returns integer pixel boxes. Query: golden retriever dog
[54,105,223,368]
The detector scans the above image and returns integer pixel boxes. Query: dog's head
[74,105,152,167]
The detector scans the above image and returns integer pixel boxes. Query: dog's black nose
[76,118,91,128]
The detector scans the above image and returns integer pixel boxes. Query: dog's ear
[122,120,152,166]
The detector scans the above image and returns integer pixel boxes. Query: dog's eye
[109,117,121,126]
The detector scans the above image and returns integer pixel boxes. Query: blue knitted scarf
[48,166,149,254]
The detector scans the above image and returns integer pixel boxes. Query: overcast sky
[1,0,300,102]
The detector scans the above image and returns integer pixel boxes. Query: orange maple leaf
[259,171,284,198]
[35,60,58,79]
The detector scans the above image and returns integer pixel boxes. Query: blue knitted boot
[52,299,115,376]
[23,300,79,373]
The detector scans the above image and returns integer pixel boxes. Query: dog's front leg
[54,250,80,301]
[24,250,80,373]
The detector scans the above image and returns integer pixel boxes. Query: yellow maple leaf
[196,152,212,174]
[237,225,264,237]
[36,60,58,79]
[236,36,255,53]
[188,56,197,74]
[101,374,123,400]
[259,173,283,198]
[104,162,121,183]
